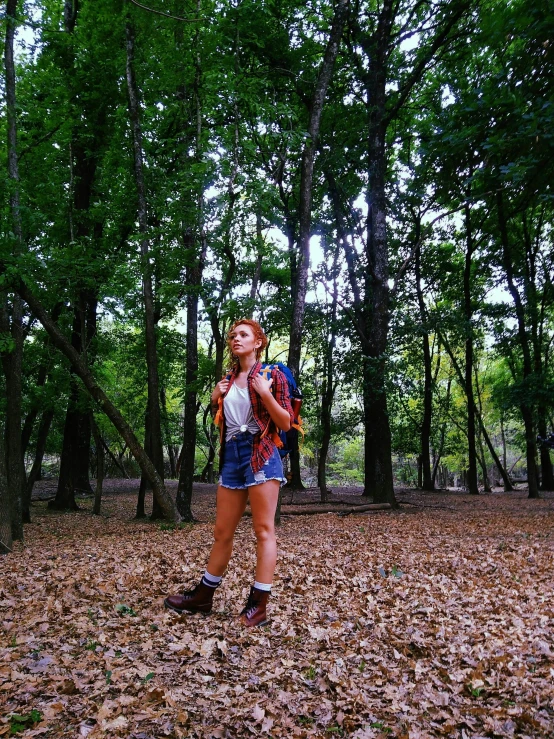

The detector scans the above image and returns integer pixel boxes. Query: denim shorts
[219,431,286,489]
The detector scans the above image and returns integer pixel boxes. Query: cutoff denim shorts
[219,431,286,489]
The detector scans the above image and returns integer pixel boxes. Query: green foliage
[8,710,42,735]
[4,0,553,495]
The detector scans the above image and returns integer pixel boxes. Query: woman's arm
[251,370,294,431]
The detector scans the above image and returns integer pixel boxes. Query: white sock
[202,571,222,588]
[253,580,271,592]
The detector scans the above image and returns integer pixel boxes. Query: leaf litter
[1,483,553,738]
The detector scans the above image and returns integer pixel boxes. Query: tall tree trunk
[286,0,348,490]
[497,192,539,498]
[2,0,24,540]
[414,239,434,491]
[432,377,451,486]
[176,1,205,522]
[360,0,396,505]
[136,413,151,519]
[0,419,11,554]
[463,205,479,494]
[318,250,339,502]
[176,229,204,521]
[125,21,166,519]
[55,0,108,507]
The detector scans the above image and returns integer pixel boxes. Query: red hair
[227,319,268,364]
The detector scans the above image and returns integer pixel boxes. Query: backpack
[258,363,304,458]
[214,362,304,457]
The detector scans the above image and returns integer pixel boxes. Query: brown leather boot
[164,581,216,614]
[239,586,270,627]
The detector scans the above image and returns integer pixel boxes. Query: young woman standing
[164,319,293,626]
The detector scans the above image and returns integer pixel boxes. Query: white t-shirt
[224,383,260,441]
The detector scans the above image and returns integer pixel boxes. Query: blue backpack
[258,363,304,457]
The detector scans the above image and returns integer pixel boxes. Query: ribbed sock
[253,580,271,592]
[202,571,222,588]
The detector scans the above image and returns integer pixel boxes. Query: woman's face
[228,324,261,359]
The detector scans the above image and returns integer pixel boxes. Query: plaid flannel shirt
[219,360,294,473]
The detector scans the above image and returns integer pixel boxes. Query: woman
[164,319,294,627]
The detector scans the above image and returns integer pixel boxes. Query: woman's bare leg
[205,485,248,576]
[247,480,280,583]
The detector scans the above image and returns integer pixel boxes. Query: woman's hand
[213,378,230,399]
[251,373,273,399]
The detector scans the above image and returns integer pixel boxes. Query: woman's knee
[253,522,275,544]
[213,524,235,546]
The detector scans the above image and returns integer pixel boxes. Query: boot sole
[240,615,270,627]
[164,598,212,615]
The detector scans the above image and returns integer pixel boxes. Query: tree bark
[161,387,177,479]
[497,192,539,498]
[286,0,348,490]
[0,419,12,554]
[176,228,204,522]
[176,2,205,522]
[317,250,340,502]
[358,0,396,505]
[91,415,104,515]
[414,239,434,490]
[125,21,166,516]
[463,204,479,494]
[2,0,24,540]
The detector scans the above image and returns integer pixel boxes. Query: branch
[126,0,200,22]
[390,202,467,296]
[316,278,369,348]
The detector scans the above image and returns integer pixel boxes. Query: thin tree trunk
[136,415,151,519]
[286,0,348,491]
[414,239,434,490]
[101,438,129,478]
[125,21,166,517]
[248,213,264,308]
[497,192,539,498]
[161,387,177,479]
[2,0,24,540]
[91,416,104,515]
[440,331,514,491]
[537,409,554,490]
[0,420,12,553]
[463,204,479,495]
[356,0,397,506]
[176,230,204,521]
[24,409,54,507]
[176,1,205,522]
[317,252,339,502]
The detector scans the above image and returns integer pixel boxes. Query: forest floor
[1,482,553,738]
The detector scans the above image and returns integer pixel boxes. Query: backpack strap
[213,373,232,429]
